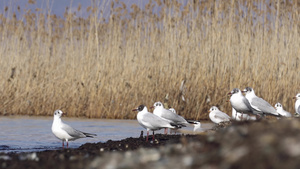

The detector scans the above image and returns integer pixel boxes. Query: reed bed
[0,0,299,120]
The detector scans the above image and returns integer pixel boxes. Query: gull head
[151,101,164,109]
[132,105,146,112]
[228,88,240,96]
[242,87,253,95]
[209,106,219,112]
[274,102,283,110]
[293,93,300,100]
[54,110,64,119]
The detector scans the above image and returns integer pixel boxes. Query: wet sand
[1,118,300,169]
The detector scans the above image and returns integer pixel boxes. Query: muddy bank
[2,119,300,169]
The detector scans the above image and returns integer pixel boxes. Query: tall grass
[0,0,299,120]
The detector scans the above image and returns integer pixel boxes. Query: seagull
[208,106,231,124]
[228,88,256,116]
[51,110,96,148]
[132,105,178,142]
[294,93,300,116]
[242,87,279,117]
[274,102,292,118]
[151,102,189,134]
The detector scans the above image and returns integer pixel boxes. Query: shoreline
[2,119,300,169]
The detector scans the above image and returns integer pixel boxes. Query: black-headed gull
[208,106,231,124]
[133,105,178,142]
[151,102,189,134]
[242,87,279,117]
[228,88,256,116]
[51,110,96,148]
[274,102,292,118]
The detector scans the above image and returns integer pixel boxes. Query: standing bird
[228,88,256,116]
[209,106,231,124]
[132,105,178,142]
[151,102,189,134]
[242,87,279,117]
[274,102,292,118]
[294,93,300,116]
[51,110,96,148]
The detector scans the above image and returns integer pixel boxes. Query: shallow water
[0,116,214,153]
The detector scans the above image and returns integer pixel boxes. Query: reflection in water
[0,116,213,153]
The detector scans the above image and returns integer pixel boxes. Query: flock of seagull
[51,87,300,147]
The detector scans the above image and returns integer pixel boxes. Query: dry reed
[0,0,299,120]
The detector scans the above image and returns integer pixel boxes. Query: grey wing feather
[251,97,278,115]
[214,112,230,121]
[61,124,88,138]
[160,110,188,124]
[143,113,173,128]
[242,98,255,113]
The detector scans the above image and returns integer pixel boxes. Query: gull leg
[164,128,168,135]
[152,131,155,141]
[146,131,149,142]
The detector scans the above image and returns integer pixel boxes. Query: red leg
[146,131,149,142]
[164,128,168,135]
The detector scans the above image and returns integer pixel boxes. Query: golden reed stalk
[0,0,299,120]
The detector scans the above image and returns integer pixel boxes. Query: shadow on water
[0,116,214,153]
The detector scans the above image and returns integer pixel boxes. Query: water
[0,116,214,153]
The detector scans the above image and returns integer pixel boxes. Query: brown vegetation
[0,0,299,119]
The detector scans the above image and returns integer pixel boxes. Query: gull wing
[141,113,174,129]
[61,123,88,138]
[250,97,278,115]
[214,111,230,121]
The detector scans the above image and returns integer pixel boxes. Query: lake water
[0,116,214,153]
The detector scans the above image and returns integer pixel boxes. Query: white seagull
[228,88,256,116]
[294,93,300,116]
[151,102,189,134]
[274,102,292,118]
[209,106,231,124]
[51,110,96,148]
[242,87,279,117]
[132,105,178,142]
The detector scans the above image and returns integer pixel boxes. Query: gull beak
[150,106,154,109]
[227,92,232,96]
[132,108,138,112]
[293,96,297,99]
